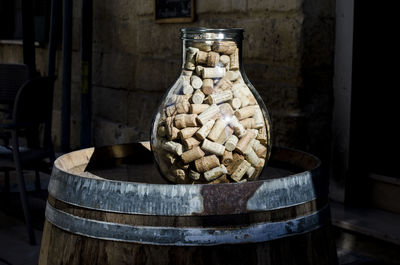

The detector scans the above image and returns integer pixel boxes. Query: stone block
[136,0,153,16]
[136,19,181,57]
[92,86,128,124]
[93,118,142,147]
[134,57,178,92]
[241,15,303,63]
[244,61,302,87]
[197,0,247,14]
[93,17,137,54]
[248,0,303,12]
[92,51,136,89]
[127,92,162,135]
[269,110,307,149]
[253,82,302,111]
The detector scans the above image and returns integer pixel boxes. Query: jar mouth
[181,28,244,40]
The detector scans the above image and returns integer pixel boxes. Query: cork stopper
[194,155,220,173]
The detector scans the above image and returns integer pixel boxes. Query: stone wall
[0,0,335,163]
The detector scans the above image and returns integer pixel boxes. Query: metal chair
[0,74,56,245]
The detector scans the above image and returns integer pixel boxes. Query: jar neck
[180,28,244,71]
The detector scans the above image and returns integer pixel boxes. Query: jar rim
[181,28,244,40]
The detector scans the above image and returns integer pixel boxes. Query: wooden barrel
[39,142,337,265]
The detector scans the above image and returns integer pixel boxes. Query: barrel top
[49,142,323,216]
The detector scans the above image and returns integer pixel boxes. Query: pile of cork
[153,39,269,184]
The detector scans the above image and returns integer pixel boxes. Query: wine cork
[219,55,230,68]
[210,174,230,184]
[186,47,199,58]
[230,160,251,182]
[225,135,238,151]
[226,153,245,175]
[176,100,190,114]
[192,42,212,51]
[181,146,205,164]
[174,114,197,129]
[229,98,242,110]
[245,166,255,179]
[248,95,257,105]
[214,78,232,91]
[212,112,222,121]
[157,126,166,137]
[189,170,201,180]
[257,127,268,144]
[182,70,193,77]
[235,130,257,154]
[202,78,214,95]
[195,65,204,76]
[179,127,199,139]
[165,105,176,117]
[166,117,179,140]
[195,155,220,173]
[196,50,208,64]
[190,104,209,114]
[240,95,249,107]
[253,107,264,129]
[164,152,177,165]
[257,158,265,168]
[202,67,226,79]
[228,116,246,138]
[191,75,203,89]
[207,118,226,142]
[230,48,239,70]
[182,137,201,149]
[216,126,233,145]
[172,169,186,183]
[222,150,233,166]
[185,47,198,70]
[252,139,267,158]
[161,140,183,156]
[244,146,260,167]
[225,71,240,81]
[207,90,233,105]
[212,41,237,55]
[171,94,191,104]
[207,51,220,67]
[204,165,227,182]
[240,118,256,129]
[191,89,205,104]
[238,83,252,96]
[176,160,190,170]
[218,103,234,118]
[232,84,249,108]
[197,104,219,125]
[235,106,256,120]
[201,139,225,156]
[183,84,194,95]
[161,166,176,183]
[196,119,215,140]
[249,128,259,138]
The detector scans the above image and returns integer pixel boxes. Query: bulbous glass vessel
[151,28,272,184]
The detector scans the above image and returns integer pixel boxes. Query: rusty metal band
[48,166,319,216]
[45,202,330,246]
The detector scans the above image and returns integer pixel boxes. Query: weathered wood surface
[39,142,337,265]
[39,220,337,265]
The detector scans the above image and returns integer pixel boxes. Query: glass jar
[151,28,272,184]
